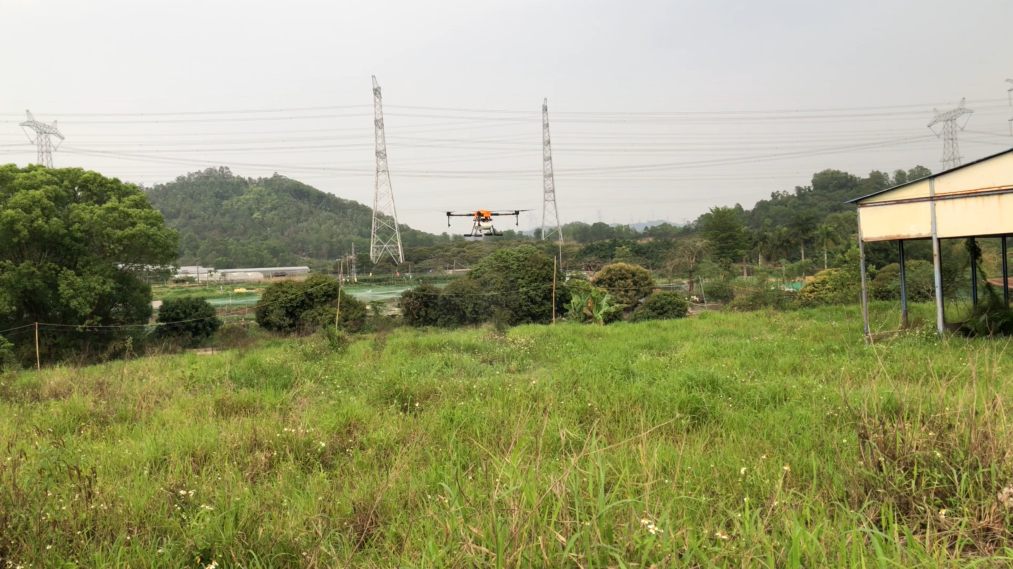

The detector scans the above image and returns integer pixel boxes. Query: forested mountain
[145,168,442,269]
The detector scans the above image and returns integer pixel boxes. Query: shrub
[796,248,866,307]
[593,263,655,307]
[632,291,689,322]
[255,275,366,333]
[439,278,485,327]
[565,286,623,325]
[399,284,442,327]
[0,335,17,373]
[468,245,564,325]
[870,261,934,302]
[154,297,221,346]
[727,277,792,311]
[699,279,733,304]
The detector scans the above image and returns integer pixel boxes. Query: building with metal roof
[848,147,1013,338]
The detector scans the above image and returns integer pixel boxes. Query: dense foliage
[0,165,178,361]
[467,245,565,325]
[398,284,442,327]
[255,274,366,333]
[154,297,221,346]
[631,291,689,322]
[592,263,655,307]
[146,168,440,269]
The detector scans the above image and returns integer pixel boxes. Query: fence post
[552,258,557,325]
[34,322,40,371]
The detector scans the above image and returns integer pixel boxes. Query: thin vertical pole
[857,208,870,342]
[1003,236,1009,306]
[930,178,945,336]
[898,240,909,328]
[335,282,342,331]
[551,258,557,325]
[34,322,40,371]
[969,237,978,308]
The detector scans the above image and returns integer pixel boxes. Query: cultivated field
[2,304,1013,568]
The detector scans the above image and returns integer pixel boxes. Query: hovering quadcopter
[446,210,528,237]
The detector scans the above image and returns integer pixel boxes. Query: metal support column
[969,237,978,308]
[898,240,908,328]
[930,178,945,336]
[1003,236,1009,306]
[857,207,871,341]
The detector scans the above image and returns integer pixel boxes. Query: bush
[870,260,934,302]
[593,263,655,307]
[399,284,442,327]
[632,291,689,322]
[439,278,485,327]
[796,248,866,307]
[255,275,366,333]
[727,276,792,311]
[468,245,564,325]
[0,335,17,373]
[699,279,734,304]
[565,286,623,325]
[154,297,221,346]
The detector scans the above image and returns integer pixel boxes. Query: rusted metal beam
[970,237,979,308]
[931,178,945,336]
[857,207,871,342]
[1004,236,1009,306]
[899,240,908,328]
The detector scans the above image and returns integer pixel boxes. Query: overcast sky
[3,0,1012,234]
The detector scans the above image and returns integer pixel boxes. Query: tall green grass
[2,303,1013,567]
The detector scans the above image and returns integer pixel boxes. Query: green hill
[145,167,441,269]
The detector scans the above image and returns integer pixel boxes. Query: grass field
[3,303,1013,567]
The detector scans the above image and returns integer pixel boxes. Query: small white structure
[215,266,310,282]
[174,265,215,282]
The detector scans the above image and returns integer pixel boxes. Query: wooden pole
[335,282,342,331]
[551,258,557,325]
[34,322,40,371]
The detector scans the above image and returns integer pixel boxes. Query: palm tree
[814,223,838,269]
[790,211,819,261]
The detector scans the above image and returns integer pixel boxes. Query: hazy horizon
[3,0,1012,235]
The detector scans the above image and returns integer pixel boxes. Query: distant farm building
[849,147,1013,337]
[174,266,215,282]
[216,266,310,282]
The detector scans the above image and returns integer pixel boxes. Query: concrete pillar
[930,178,945,336]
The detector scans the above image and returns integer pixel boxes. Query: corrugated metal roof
[844,147,1013,204]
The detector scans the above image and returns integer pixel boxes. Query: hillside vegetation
[145,168,441,269]
[3,305,1012,567]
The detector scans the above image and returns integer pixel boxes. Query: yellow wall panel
[935,193,1013,238]
[859,201,931,241]
[861,179,931,204]
[935,153,1013,195]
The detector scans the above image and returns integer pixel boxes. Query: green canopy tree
[699,206,749,267]
[0,165,179,360]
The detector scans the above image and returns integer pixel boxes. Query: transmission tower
[350,242,357,282]
[541,98,562,244]
[1006,79,1012,135]
[369,76,404,264]
[19,110,64,168]
[927,98,973,170]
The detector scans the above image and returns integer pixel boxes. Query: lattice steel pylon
[369,76,404,264]
[19,110,64,168]
[927,98,973,170]
[1006,79,1012,135]
[541,98,562,244]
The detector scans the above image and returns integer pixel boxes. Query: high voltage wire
[3,97,1008,118]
